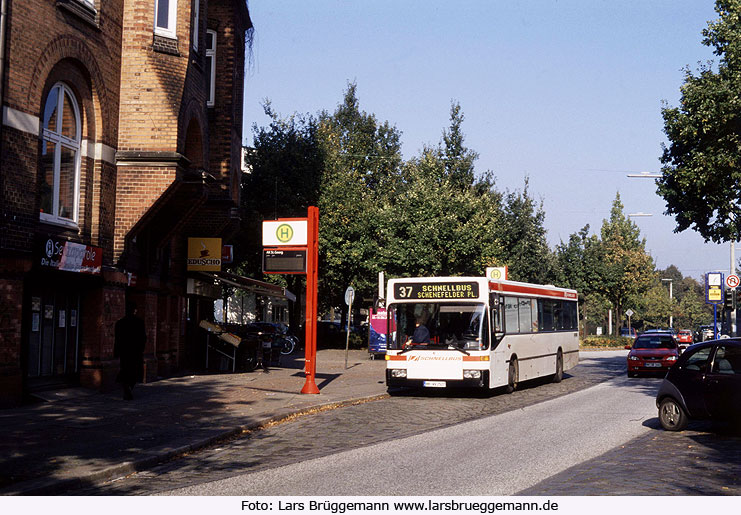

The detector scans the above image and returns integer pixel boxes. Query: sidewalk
[0,349,388,495]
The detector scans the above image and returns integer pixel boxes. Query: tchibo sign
[187,237,222,271]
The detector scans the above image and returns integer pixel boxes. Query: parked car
[627,333,680,377]
[315,320,367,349]
[620,327,637,339]
[656,339,741,431]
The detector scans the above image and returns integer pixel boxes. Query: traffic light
[724,289,736,310]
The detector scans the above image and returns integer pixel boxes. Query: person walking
[114,300,147,400]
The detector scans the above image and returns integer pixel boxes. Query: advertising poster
[369,308,389,355]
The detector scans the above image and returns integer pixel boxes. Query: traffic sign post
[263,210,320,394]
[301,207,320,394]
[344,286,355,369]
[706,272,724,340]
[728,274,740,337]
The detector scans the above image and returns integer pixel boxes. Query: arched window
[40,83,82,226]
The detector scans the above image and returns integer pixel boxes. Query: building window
[40,83,81,226]
[206,29,216,106]
[192,0,199,51]
[155,0,178,39]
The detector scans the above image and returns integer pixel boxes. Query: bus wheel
[552,350,563,383]
[506,358,518,393]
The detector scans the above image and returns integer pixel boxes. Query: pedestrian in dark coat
[114,300,146,400]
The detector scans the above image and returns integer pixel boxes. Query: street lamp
[628,213,653,217]
[627,172,662,178]
[661,278,674,329]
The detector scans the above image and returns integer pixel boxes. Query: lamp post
[661,278,673,329]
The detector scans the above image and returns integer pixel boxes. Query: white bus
[385,276,579,391]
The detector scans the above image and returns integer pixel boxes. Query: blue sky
[243,0,733,281]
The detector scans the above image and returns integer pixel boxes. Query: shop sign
[40,237,102,274]
[222,245,234,264]
[187,237,222,271]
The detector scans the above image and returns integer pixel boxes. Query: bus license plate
[423,381,446,388]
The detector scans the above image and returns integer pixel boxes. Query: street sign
[625,309,634,318]
[262,248,306,273]
[706,272,724,304]
[262,219,308,246]
[727,274,740,289]
[345,286,355,306]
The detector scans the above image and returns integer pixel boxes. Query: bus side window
[504,296,519,334]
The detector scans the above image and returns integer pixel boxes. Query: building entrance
[25,288,81,386]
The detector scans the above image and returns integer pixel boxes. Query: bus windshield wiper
[448,346,470,356]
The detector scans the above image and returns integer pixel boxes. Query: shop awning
[194,271,296,302]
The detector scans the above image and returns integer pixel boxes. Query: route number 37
[397,286,413,298]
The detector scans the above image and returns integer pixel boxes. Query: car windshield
[389,302,488,351]
[633,335,677,349]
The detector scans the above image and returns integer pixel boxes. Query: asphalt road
[160,368,656,496]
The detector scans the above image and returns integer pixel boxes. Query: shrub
[580,335,633,348]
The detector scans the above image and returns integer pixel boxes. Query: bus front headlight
[463,370,481,379]
[391,369,407,378]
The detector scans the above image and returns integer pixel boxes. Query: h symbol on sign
[276,224,293,243]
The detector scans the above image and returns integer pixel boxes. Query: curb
[3,393,389,496]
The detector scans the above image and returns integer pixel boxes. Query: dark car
[315,320,366,349]
[656,339,741,431]
[620,327,637,339]
[627,333,679,377]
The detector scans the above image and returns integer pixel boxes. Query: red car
[676,329,693,352]
[627,333,680,377]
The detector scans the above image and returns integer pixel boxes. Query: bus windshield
[389,303,488,351]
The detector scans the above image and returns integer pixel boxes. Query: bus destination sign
[263,248,307,274]
[394,282,480,300]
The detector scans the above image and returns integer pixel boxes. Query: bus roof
[488,278,578,300]
[386,276,577,302]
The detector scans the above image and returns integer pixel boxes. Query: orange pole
[301,206,320,394]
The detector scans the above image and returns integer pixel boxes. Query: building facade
[0,0,252,407]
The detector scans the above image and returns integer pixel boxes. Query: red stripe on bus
[489,282,577,299]
[386,355,407,361]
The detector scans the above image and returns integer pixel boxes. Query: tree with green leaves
[658,0,741,243]
[316,83,404,312]
[595,193,656,335]
[240,102,325,330]
[498,179,557,284]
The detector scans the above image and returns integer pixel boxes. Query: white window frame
[154,0,178,39]
[206,29,217,107]
[40,83,82,228]
[192,0,199,51]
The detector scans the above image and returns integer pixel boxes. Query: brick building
[0,0,252,407]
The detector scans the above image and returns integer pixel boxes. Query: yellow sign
[486,266,508,281]
[276,224,294,243]
[708,286,722,302]
[187,237,222,271]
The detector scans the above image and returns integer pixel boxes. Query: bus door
[489,293,508,386]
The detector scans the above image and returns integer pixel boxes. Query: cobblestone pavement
[518,419,741,495]
[70,353,627,495]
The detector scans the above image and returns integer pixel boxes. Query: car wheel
[505,357,518,394]
[659,397,688,431]
[552,350,563,383]
[627,371,635,378]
